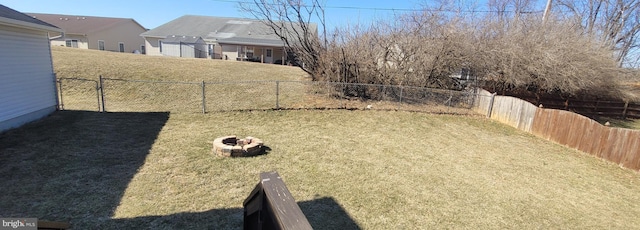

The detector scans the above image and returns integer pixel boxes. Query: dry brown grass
[52,46,308,82]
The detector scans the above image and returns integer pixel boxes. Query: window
[98,40,105,50]
[65,39,78,48]
[158,40,163,53]
[245,46,254,58]
[237,46,255,59]
[266,49,272,57]
[118,42,124,52]
[141,45,146,54]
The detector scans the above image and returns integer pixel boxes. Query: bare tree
[556,0,640,67]
[239,0,326,78]
[243,0,624,101]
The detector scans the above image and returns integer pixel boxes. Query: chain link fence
[57,77,490,115]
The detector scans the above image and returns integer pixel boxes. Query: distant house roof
[27,13,144,35]
[141,15,290,47]
[0,4,61,32]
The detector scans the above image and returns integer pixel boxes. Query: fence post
[201,80,206,114]
[99,75,106,113]
[382,85,386,100]
[487,93,497,118]
[337,82,343,109]
[52,73,61,111]
[447,91,453,113]
[95,80,100,112]
[57,77,64,110]
[275,81,280,109]
[399,86,404,104]
[341,82,345,109]
[622,101,630,119]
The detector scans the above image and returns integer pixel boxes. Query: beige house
[141,15,291,64]
[28,13,147,53]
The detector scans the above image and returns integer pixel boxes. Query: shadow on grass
[107,196,360,229]
[0,111,169,228]
[299,197,362,230]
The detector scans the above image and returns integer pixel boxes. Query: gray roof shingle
[141,15,288,46]
[27,13,144,35]
[0,4,60,30]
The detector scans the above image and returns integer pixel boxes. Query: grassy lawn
[1,110,639,229]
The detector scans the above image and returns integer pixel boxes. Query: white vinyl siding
[162,42,180,57]
[0,24,57,132]
[221,44,239,60]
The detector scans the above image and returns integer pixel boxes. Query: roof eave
[218,40,285,47]
[0,17,62,33]
[140,34,166,38]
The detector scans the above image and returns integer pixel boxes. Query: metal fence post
[276,81,280,109]
[336,82,342,109]
[53,73,61,111]
[342,82,346,109]
[99,75,106,112]
[94,80,100,112]
[382,85,386,101]
[57,77,64,110]
[201,80,206,114]
[487,93,497,118]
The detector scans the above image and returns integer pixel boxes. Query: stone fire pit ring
[213,135,264,157]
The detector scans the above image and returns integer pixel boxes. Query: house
[0,4,62,132]
[140,15,290,63]
[27,13,146,53]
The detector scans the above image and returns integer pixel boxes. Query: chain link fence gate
[57,78,101,111]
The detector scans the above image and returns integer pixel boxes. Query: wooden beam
[243,171,312,230]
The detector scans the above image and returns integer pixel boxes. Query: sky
[0,0,427,30]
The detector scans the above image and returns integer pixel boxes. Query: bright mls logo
[0,218,37,230]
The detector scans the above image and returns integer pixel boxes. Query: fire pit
[213,135,264,157]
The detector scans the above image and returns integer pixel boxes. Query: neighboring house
[141,15,291,63]
[27,13,146,53]
[0,4,62,132]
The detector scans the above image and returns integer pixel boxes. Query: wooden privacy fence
[532,109,640,170]
[475,89,640,171]
[513,95,640,119]
[243,171,312,230]
[474,90,537,132]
